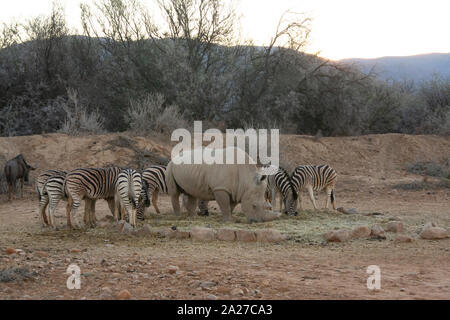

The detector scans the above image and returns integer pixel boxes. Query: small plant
[126,93,189,135]
[58,89,105,136]
[407,161,450,178]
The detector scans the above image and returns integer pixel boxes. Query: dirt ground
[0,133,449,300]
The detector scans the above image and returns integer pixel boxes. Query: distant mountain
[341,53,450,82]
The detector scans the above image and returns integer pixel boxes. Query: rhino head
[241,171,282,223]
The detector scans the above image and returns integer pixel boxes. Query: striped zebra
[41,172,68,228]
[291,165,337,211]
[136,165,208,220]
[138,165,168,218]
[36,169,67,226]
[65,167,121,229]
[115,168,142,227]
[264,167,298,216]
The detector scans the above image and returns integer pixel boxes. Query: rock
[155,228,173,238]
[200,281,217,288]
[5,248,17,255]
[235,230,257,242]
[216,229,236,241]
[231,288,244,296]
[121,222,135,235]
[350,226,371,239]
[188,280,202,288]
[420,224,448,240]
[337,207,358,215]
[172,230,190,239]
[111,273,121,278]
[255,229,286,242]
[99,293,111,300]
[101,287,113,295]
[134,224,153,236]
[395,235,414,243]
[422,222,436,230]
[107,221,124,232]
[206,294,218,300]
[190,227,216,242]
[70,249,81,254]
[101,215,115,223]
[385,221,403,233]
[168,265,179,274]
[117,289,131,300]
[217,286,232,294]
[370,225,386,239]
[324,229,351,242]
[33,251,48,257]
[97,220,111,229]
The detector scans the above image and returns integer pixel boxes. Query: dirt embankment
[0,132,448,194]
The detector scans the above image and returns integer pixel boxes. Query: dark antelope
[4,154,37,201]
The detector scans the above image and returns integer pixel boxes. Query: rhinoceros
[166,147,281,223]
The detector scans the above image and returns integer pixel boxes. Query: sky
[0,0,449,60]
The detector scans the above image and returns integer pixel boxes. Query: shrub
[126,93,189,135]
[58,89,105,136]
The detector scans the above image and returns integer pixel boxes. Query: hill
[341,53,450,82]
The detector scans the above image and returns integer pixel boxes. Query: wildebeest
[4,154,37,201]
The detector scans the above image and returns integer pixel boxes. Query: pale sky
[1,0,449,60]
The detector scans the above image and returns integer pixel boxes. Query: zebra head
[283,186,298,216]
[136,180,149,221]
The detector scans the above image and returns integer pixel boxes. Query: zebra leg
[271,189,276,210]
[106,198,115,218]
[66,196,75,229]
[152,191,160,214]
[307,185,318,210]
[48,194,61,229]
[83,199,91,227]
[331,188,336,210]
[278,191,283,212]
[39,193,50,227]
[67,196,81,229]
[89,199,97,227]
[113,194,121,221]
[325,187,331,209]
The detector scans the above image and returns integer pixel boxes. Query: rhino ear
[254,173,267,185]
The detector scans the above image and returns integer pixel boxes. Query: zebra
[136,165,209,220]
[114,168,142,227]
[64,167,121,229]
[290,164,337,211]
[36,169,67,226]
[264,167,298,216]
[138,165,168,218]
[41,172,68,229]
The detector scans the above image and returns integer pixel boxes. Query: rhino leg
[152,191,160,214]
[184,195,197,216]
[213,190,233,222]
[171,193,181,215]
